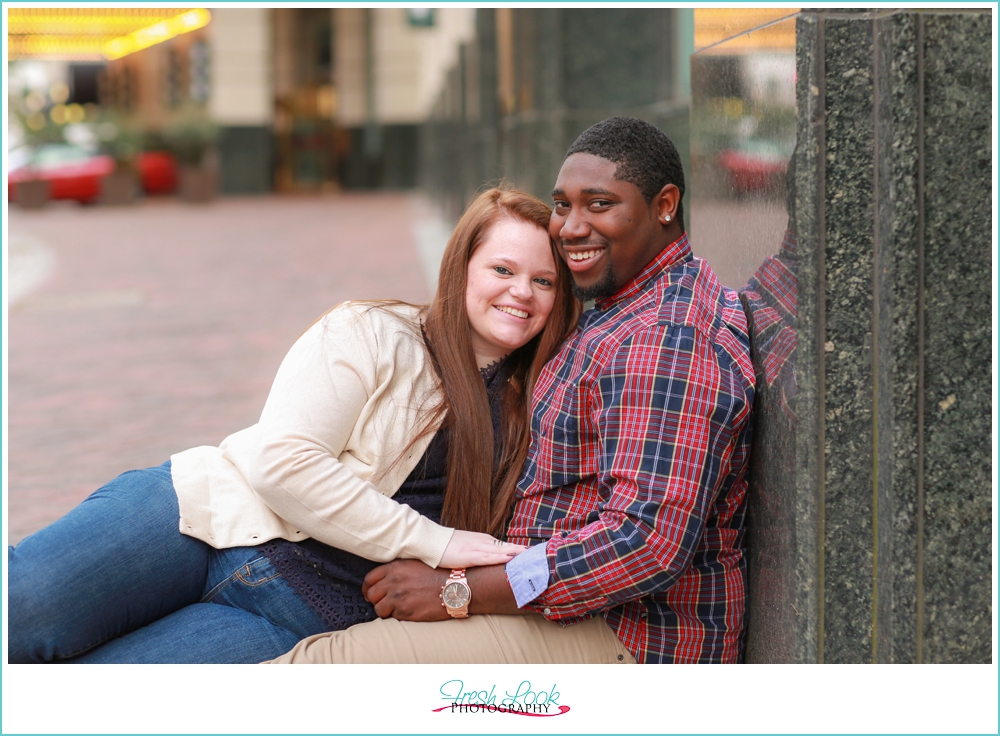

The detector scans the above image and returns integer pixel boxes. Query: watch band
[440,567,471,618]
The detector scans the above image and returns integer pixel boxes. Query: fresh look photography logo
[431,679,570,717]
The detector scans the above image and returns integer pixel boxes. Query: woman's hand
[438,530,526,568]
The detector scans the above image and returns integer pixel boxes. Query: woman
[8,187,581,663]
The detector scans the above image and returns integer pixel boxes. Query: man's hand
[362,560,451,621]
[363,559,529,621]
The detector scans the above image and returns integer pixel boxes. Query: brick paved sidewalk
[5,192,445,545]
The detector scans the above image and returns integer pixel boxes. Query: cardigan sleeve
[243,305,455,567]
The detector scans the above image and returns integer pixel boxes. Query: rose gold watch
[440,568,472,618]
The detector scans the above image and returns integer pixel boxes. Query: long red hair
[424,187,580,536]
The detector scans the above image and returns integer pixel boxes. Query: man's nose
[557,209,589,241]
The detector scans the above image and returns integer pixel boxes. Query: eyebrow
[550,187,616,197]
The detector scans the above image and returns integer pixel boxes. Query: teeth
[568,249,602,261]
[495,305,529,319]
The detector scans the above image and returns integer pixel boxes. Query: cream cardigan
[170,302,455,569]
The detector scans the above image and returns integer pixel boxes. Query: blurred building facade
[11,8,699,200]
[90,8,480,195]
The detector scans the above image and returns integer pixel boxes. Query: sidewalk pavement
[4,192,452,545]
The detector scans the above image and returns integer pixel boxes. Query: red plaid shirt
[738,230,798,418]
[506,234,755,663]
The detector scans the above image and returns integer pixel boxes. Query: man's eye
[590,199,611,208]
[494,266,512,275]
[553,201,569,211]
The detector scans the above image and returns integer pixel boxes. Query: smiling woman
[423,188,580,536]
[465,217,558,369]
[7,186,581,664]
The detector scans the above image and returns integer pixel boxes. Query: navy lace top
[257,355,512,632]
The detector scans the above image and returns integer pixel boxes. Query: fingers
[479,541,526,565]
[472,549,525,566]
[372,593,394,619]
[365,574,395,617]
[363,580,384,606]
[362,564,389,599]
[488,538,527,553]
[440,530,528,568]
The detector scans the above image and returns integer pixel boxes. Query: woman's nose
[508,276,533,300]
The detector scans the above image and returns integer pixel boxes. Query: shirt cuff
[504,543,551,608]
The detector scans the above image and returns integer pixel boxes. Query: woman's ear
[655,183,680,225]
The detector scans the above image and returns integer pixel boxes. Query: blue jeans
[8,461,329,663]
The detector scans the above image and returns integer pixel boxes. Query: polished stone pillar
[692,8,992,663]
[798,8,991,664]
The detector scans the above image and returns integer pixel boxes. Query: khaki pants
[266,613,637,664]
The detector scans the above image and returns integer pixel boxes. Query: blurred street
[5,193,448,545]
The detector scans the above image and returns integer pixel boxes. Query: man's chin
[571,265,617,302]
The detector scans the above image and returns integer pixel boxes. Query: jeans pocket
[234,557,281,587]
[202,555,280,602]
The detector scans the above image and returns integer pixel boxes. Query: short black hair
[565,116,686,230]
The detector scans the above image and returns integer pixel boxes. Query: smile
[566,248,605,262]
[494,305,530,319]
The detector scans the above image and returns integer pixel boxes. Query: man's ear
[654,183,680,224]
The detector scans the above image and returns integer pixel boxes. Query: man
[270,117,755,665]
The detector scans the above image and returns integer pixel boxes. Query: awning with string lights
[8,8,211,62]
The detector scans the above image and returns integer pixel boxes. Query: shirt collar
[594,233,693,310]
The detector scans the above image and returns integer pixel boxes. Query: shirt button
[617,654,624,661]
[543,607,552,616]
[560,531,568,538]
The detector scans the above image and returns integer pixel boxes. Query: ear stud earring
[664,215,671,223]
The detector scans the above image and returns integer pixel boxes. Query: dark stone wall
[723,8,992,663]
[340,125,420,190]
[875,9,921,667]
[815,12,879,665]
[421,8,690,220]
[918,12,992,664]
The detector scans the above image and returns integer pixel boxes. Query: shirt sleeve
[505,543,551,607]
[243,305,455,568]
[528,323,750,621]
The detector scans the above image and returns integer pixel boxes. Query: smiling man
[270,117,756,665]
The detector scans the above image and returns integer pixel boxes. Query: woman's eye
[534,278,553,287]
[494,266,512,275]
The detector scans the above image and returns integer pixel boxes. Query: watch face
[442,582,471,608]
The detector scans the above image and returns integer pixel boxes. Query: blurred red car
[8,144,178,204]
[717,139,790,195]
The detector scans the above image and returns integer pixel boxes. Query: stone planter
[16,179,50,209]
[101,169,139,206]
[178,166,217,203]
